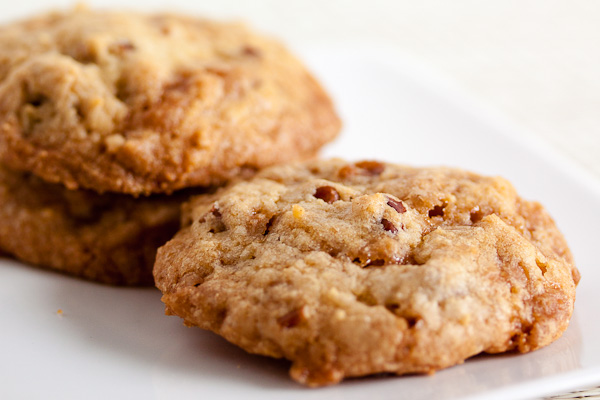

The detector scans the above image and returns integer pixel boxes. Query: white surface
[2,48,599,400]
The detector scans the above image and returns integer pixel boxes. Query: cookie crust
[154,159,579,386]
[0,164,193,285]
[0,8,340,194]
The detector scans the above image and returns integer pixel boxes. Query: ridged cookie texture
[0,164,196,285]
[154,159,579,386]
[0,8,340,195]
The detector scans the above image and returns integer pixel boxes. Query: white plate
[2,48,600,400]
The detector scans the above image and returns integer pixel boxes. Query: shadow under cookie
[0,164,198,286]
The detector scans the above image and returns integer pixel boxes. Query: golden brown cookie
[0,8,340,195]
[154,159,579,386]
[0,164,197,285]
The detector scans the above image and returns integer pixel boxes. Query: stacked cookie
[0,8,579,388]
[0,8,340,285]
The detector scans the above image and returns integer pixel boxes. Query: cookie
[0,164,197,285]
[154,159,579,386]
[0,8,340,195]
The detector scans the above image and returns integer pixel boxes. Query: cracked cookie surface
[154,159,579,386]
[0,8,340,194]
[0,164,197,285]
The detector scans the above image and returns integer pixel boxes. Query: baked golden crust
[0,164,194,285]
[0,8,340,194]
[154,159,579,386]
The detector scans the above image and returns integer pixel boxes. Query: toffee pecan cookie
[0,8,340,195]
[0,164,197,285]
[154,159,579,386]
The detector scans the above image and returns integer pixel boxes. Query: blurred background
[2,0,598,181]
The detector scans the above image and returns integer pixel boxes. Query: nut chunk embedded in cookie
[0,8,340,194]
[154,159,579,386]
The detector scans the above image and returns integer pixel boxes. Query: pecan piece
[428,205,445,218]
[314,186,340,203]
[355,161,385,175]
[387,198,406,213]
[381,218,398,234]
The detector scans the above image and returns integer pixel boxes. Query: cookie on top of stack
[0,7,341,285]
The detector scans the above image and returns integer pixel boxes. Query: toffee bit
[337,165,355,179]
[381,218,398,234]
[355,160,386,175]
[314,186,340,203]
[292,204,305,219]
[536,259,548,275]
[387,198,406,213]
